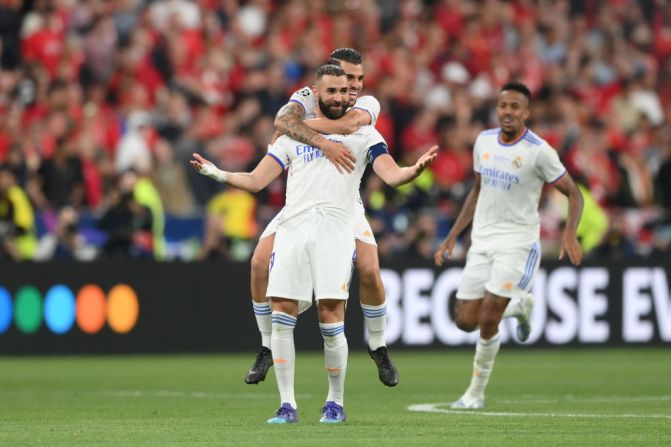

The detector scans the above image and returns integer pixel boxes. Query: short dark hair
[329,48,362,65]
[500,81,532,104]
[315,64,345,81]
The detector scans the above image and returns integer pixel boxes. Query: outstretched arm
[274,102,356,173]
[303,108,371,135]
[553,172,584,265]
[372,145,438,188]
[434,176,481,266]
[190,153,282,193]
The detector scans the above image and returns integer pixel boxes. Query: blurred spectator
[21,9,65,79]
[0,0,668,261]
[115,111,153,174]
[82,16,118,84]
[150,138,195,216]
[0,0,24,70]
[0,164,36,260]
[34,136,85,210]
[656,142,671,208]
[401,211,438,261]
[197,212,226,260]
[97,171,154,259]
[593,211,637,260]
[131,171,166,260]
[200,188,257,261]
[0,165,20,260]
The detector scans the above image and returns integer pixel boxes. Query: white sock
[320,321,348,407]
[361,303,386,350]
[271,311,297,409]
[253,301,272,348]
[465,333,501,400]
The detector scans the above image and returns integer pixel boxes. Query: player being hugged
[244,48,401,390]
[192,64,437,424]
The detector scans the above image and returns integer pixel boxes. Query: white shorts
[266,210,356,313]
[352,206,376,246]
[260,206,377,246]
[456,241,540,300]
[260,211,282,239]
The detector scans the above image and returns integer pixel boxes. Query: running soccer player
[246,48,399,388]
[191,64,437,424]
[433,82,583,409]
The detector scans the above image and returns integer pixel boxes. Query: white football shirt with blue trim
[471,128,567,250]
[267,126,386,225]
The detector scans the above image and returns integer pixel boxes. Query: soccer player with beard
[434,82,584,409]
[191,64,437,423]
[246,48,399,389]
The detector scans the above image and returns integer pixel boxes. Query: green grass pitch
[1,349,669,446]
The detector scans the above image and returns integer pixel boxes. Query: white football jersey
[284,86,380,126]
[471,128,566,250]
[267,126,387,225]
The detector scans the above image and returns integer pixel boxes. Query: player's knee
[271,298,297,316]
[250,250,270,278]
[357,261,381,287]
[455,317,478,332]
[454,309,478,332]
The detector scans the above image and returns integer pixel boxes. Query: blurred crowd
[0,0,670,262]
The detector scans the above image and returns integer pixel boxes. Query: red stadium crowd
[0,0,670,261]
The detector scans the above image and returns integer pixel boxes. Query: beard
[500,127,517,139]
[499,118,523,139]
[318,97,347,120]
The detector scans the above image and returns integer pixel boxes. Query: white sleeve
[352,95,380,126]
[366,127,387,148]
[472,136,482,174]
[276,86,316,119]
[266,137,291,171]
[535,143,567,183]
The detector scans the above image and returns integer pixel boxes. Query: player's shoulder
[475,127,500,145]
[271,135,296,149]
[352,125,383,139]
[522,129,546,147]
[478,127,501,138]
[344,126,385,155]
[354,95,380,106]
[291,86,313,98]
[287,86,315,109]
[355,124,380,133]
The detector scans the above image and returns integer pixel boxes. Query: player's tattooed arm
[303,108,370,135]
[274,102,356,173]
[434,176,481,266]
[274,102,325,147]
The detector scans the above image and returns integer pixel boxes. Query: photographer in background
[98,171,154,259]
[34,206,97,261]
